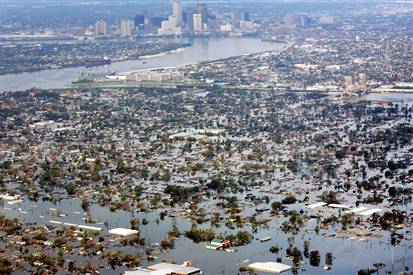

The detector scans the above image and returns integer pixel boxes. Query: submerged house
[124,262,202,275]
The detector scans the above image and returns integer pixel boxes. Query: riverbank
[0,42,191,76]
[0,37,286,92]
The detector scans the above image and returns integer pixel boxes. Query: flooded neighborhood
[0,0,412,274]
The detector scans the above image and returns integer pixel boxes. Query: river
[0,37,286,92]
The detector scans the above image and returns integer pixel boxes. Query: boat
[71,71,115,85]
[260,236,272,242]
[84,59,111,67]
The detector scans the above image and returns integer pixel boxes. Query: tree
[321,191,339,204]
[309,250,320,266]
[303,240,310,258]
[281,194,297,204]
[134,185,143,199]
[358,269,372,275]
[161,169,171,181]
[271,201,282,211]
[270,245,279,253]
[325,252,333,266]
[373,263,385,275]
[65,182,77,195]
[81,198,90,212]
[130,218,140,230]
[0,257,13,274]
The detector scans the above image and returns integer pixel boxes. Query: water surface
[0,38,286,92]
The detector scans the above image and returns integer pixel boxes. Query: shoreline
[0,44,191,77]
[0,38,288,92]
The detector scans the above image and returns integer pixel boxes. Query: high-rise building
[173,0,183,26]
[185,10,195,30]
[358,73,367,89]
[193,13,202,32]
[232,11,249,22]
[150,17,166,28]
[284,14,295,26]
[196,3,208,23]
[134,14,145,30]
[320,16,335,24]
[120,19,134,37]
[158,16,182,35]
[344,76,353,91]
[95,20,107,36]
[300,15,311,27]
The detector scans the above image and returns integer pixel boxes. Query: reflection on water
[363,92,413,103]
[2,186,412,275]
[0,38,286,92]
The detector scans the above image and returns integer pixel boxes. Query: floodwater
[363,92,413,103]
[2,177,412,275]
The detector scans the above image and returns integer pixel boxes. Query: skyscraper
[134,14,145,30]
[186,10,195,30]
[344,76,353,91]
[150,17,166,28]
[158,16,181,35]
[196,3,208,23]
[232,11,249,22]
[193,13,202,32]
[119,19,134,37]
[358,73,367,89]
[173,0,183,26]
[95,20,107,36]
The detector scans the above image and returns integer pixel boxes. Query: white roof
[248,262,292,273]
[328,203,349,209]
[306,202,327,209]
[77,225,103,231]
[0,194,21,201]
[148,263,201,274]
[358,208,382,216]
[109,228,139,236]
[63,222,78,227]
[7,199,23,205]
[124,269,173,275]
[345,207,367,214]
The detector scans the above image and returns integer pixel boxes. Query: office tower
[196,3,208,23]
[120,19,134,37]
[232,11,249,22]
[186,10,195,30]
[95,20,107,36]
[300,15,311,27]
[150,17,166,28]
[158,16,181,35]
[193,13,202,32]
[358,73,367,89]
[134,14,145,30]
[173,0,183,26]
[344,76,353,91]
[182,11,188,24]
[220,23,232,32]
[320,16,335,24]
[284,14,295,26]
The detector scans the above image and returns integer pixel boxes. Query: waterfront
[0,38,286,92]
